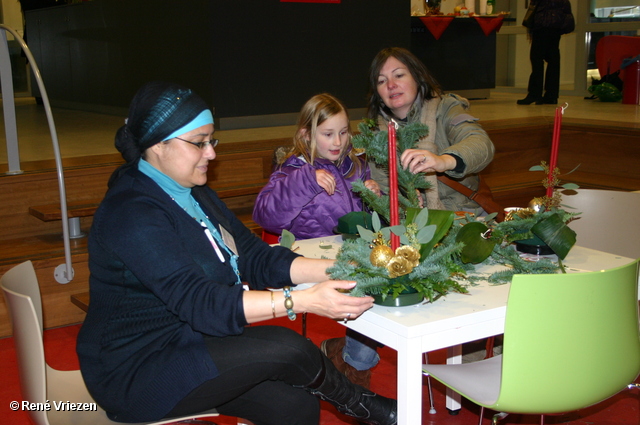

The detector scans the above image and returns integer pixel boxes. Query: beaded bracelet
[270,291,276,318]
[283,286,296,321]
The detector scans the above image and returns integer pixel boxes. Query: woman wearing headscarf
[76,81,396,425]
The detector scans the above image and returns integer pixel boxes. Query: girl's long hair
[283,93,362,177]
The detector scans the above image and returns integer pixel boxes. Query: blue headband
[163,109,214,141]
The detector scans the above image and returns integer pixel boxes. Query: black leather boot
[516,96,543,105]
[304,354,397,425]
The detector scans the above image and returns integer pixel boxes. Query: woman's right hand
[316,169,337,195]
[296,280,374,321]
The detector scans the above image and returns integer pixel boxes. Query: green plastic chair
[423,260,640,425]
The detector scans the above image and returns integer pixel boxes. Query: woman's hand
[316,169,337,195]
[295,280,374,321]
[364,179,382,197]
[400,149,457,174]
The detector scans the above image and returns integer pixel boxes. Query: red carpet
[1,314,638,424]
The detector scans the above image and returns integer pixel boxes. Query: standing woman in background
[517,0,575,105]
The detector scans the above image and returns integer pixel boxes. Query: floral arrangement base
[515,236,555,256]
[372,289,424,307]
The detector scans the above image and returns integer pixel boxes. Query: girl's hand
[316,169,337,195]
[364,179,382,197]
[400,149,456,174]
[296,280,374,321]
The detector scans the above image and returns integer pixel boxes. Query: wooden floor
[1,91,639,166]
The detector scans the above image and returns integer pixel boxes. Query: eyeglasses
[174,136,219,150]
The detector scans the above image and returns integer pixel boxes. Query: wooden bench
[27,182,268,238]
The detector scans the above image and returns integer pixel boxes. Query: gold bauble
[528,198,545,212]
[387,256,414,278]
[395,245,421,267]
[370,245,394,267]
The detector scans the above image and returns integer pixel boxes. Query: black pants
[526,29,563,101]
[166,326,323,425]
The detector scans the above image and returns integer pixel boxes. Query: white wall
[1,0,25,37]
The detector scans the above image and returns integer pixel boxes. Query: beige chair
[0,260,248,425]
[561,189,640,259]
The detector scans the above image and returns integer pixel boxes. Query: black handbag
[522,2,536,28]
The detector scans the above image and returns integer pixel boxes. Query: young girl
[253,93,380,240]
[254,93,383,389]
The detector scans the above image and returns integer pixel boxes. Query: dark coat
[253,154,370,239]
[531,0,575,34]
[77,166,299,422]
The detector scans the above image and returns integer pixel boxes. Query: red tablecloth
[418,16,503,40]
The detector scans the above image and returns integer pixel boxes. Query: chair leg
[421,352,436,414]
[540,414,545,425]
[491,412,509,425]
[484,336,496,359]
[478,406,485,425]
[302,312,307,338]
[425,374,437,414]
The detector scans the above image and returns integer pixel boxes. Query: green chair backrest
[495,260,640,414]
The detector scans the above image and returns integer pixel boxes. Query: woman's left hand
[296,280,375,320]
[400,149,456,174]
[364,179,382,197]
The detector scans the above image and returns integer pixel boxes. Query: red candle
[547,106,563,198]
[388,121,400,250]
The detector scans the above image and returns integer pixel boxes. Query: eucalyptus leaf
[357,225,375,242]
[484,212,498,222]
[531,214,576,260]
[380,227,391,240]
[400,235,410,245]
[529,165,545,171]
[279,229,295,249]
[389,225,406,237]
[414,208,430,229]
[562,183,580,190]
[456,221,496,264]
[372,212,382,232]
[416,225,436,244]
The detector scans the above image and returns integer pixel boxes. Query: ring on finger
[343,312,351,324]
[420,155,427,163]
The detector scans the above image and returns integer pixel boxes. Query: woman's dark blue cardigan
[76,166,300,422]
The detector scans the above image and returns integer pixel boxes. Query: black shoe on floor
[516,97,543,105]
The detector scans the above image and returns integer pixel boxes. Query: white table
[292,235,636,425]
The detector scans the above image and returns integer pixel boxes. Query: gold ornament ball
[528,198,545,212]
[370,245,394,267]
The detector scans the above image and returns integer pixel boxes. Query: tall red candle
[388,122,400,250]
[547,106,563,198]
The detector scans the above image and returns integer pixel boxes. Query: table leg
[396,336,423,425]
[446,344,462,413]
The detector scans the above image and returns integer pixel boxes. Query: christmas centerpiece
[327,106,579,305]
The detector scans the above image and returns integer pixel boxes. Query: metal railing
[1,24,74,284]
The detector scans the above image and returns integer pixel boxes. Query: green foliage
[456,222,497,263]
[351,121,432,218]
[279,229,295,249]
[329,118,580,303]
[327,236,468,301]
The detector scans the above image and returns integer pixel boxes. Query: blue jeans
[343,329,380,371]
